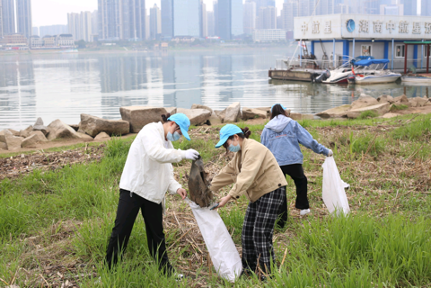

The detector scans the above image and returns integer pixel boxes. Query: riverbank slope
[1,115,430,287]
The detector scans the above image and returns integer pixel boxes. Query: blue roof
[355,59,390,66]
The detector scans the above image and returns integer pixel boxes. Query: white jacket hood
[265,115,293,133]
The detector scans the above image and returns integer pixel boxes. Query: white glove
[327,149,333,157]
[185,149,200,160]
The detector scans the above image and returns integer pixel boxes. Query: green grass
[390,104,409,112]
[358,110,379,119]
[268,214,431,287]
[391,117,431,142]
[1,114,431,287]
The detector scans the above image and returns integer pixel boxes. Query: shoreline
[0,44,290,57]
[1,95,430,155]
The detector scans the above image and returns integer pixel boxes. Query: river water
[1,48,430,130]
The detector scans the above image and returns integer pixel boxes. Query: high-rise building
[218,0,243,40]
[243,1,256,35]
[207,11,214,36]
[422,0,431,16]
[2,0,15,35]
[363,0,380,14]
[161,0,173,39]
[80,11,92,42]
[98,0,145,40]
[231,0,243,37]
[0,1,3,37]
[298,0,317,16]
[316,0,334,15]
[213,1,218,36]
[67,12,92,41]
[16,0,32,38]
[91,10,98,36]
[128,0,146,40]
[200,1,207,37]
[32,26,38,36]
[150,4,161,39]
[173,0,200,37]
[257,6,276,29]
[380,4,403,15]
[401,0,417,15]
[98,0,117,40]
[39,25,67,37]
[282,0,298,32]
[255,0,275,15]
[68,13,81,40]
[218,0,231,39]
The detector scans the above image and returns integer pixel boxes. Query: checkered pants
[241,187,286,273]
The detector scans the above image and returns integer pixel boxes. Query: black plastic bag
[188,156,213,207]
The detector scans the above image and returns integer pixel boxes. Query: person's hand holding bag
[185,149,199,160]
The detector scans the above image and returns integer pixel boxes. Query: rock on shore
[316,95,431,119]
[79,114,129,137]
[120,106,168,133]
[47,119,83,141]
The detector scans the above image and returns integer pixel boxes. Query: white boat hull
[402,76,431,84]
[348,74,401,84]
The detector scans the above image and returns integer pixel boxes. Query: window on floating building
[395,45,405,58]
[361,45,372,56]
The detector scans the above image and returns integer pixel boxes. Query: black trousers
[105,189,171,272]
[277,164,309,227]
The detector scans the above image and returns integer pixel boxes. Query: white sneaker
[300,209,311,216]
[175,273,185,281]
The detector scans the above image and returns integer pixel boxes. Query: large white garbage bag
[321,157,350,215]
[186,199,242,282]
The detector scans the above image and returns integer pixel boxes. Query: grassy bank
[1,114,430,287]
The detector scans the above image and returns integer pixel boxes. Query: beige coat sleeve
[228,148,265,199]
[210,158,236,192]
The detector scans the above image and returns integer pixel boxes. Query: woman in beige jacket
[212,124,287,278]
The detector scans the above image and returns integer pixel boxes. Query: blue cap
[271,103,287,113]
[215,124,243,148]
[168,113,191,141]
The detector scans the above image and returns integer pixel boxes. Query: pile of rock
[1,103,314,152]
[316,95,431,119]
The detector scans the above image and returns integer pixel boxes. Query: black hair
[161,113,172,123]
[222,127,252,149]
[270,104,288,120]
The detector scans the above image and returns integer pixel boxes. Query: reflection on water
[0,49,430,130]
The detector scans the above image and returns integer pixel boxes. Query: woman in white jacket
[105,113,199,277]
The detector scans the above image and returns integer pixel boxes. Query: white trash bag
[321,157,350,215]
[186,199,242,282]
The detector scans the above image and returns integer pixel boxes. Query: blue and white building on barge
[294,14,431,71]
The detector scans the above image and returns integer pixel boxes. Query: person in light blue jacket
[261,104,332,225]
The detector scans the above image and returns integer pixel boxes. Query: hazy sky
[32,0,286,27]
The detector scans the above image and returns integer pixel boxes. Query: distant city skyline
[31,0,287,27]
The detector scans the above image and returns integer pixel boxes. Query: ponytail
[161,113,172,123]
[223,127,252,149]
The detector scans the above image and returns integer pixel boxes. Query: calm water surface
[1,48,430,130]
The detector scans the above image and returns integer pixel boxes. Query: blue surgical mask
[228,144,241,153]
[167,131,181,142]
